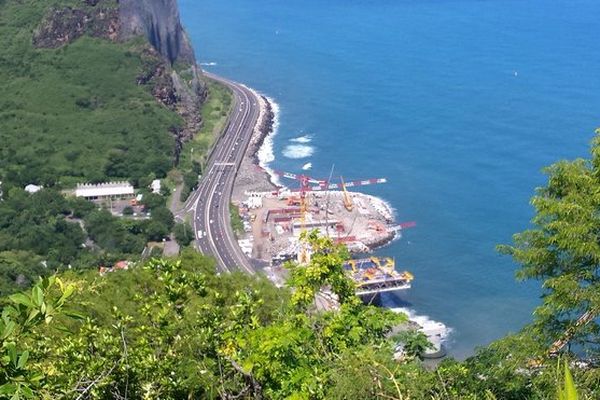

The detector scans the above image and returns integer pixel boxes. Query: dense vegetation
[0,0,181,190]
[6,132,600,398]
[0,230,598,399]
[0,0,214,296]
[0,187,175,296]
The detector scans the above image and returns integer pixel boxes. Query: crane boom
[549,309,598,355]
[341,176,353,211]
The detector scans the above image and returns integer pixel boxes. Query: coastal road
[183,72,260,274]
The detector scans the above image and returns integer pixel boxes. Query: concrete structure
[24,184,43,194]
[75,181,134,201]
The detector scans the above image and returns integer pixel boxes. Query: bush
[174,222,194,247]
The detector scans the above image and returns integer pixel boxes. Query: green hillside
[0,0,180,189]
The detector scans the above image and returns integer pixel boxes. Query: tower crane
[273,170,388,263]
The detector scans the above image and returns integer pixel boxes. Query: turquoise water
[179,0,600,358]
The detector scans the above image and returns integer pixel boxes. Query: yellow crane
[341,176,353,212]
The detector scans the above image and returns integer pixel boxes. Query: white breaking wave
[391,307,452,346]
[301,162,312,170]
[290,134,313,144]
[256,96,282,186]
[283,144,314,159]
[199,62,218,66]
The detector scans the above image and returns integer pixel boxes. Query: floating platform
[343,257,413,296]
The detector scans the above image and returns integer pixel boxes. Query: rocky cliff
[33,0,206,155]
[118,0,195,66]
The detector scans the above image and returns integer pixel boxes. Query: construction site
[233,170,416,296]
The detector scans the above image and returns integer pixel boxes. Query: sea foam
[391,307,452,346]
[290,134,313,143]
[283,144,314,159]
[256,96,282,186]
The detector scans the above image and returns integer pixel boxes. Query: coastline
[232,92,400,253]
[231,89,280,202]
[228,84,450,352]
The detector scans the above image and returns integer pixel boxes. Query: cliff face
[118,0,195,66]
[33,0,206,156]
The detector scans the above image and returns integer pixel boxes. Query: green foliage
[498,130,600,356]
[286,231,354,309]
[33,256,288,399]
[1,243,599,399]
[0,251,46,298]
[150,206,174,231]
[173,222,193,247]
[231,233,403,399]
[0,0,180,188]
[84,209,146,254]
[395,330,434,360]
[0,188,86,266]
[229,203,244,236]
[140,192,165,211]
[0,276,77,399]
[557,359,579,400]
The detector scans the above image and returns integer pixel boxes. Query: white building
[24,184,43,194]
[75,181,134,201]
[150,179,161,194]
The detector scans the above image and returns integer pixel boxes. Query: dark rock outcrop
[32,6,119,48]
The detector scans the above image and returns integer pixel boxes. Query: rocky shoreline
[252,96,276,167]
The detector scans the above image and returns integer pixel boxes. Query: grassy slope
[0,0,181,188]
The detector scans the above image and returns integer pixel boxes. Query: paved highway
[183,72,260,274]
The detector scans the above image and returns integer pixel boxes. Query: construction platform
[344,257,413,296]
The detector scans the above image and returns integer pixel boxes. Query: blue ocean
[179,0,600,358]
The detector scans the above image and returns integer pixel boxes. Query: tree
[150,206,174,230]
[140,192,165,211]
[0,251,46,297]
[173,222,193,247]
[395,330,433,360]
[144,220,169,241]
[499,131,600,356]
[0,276,77,399]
